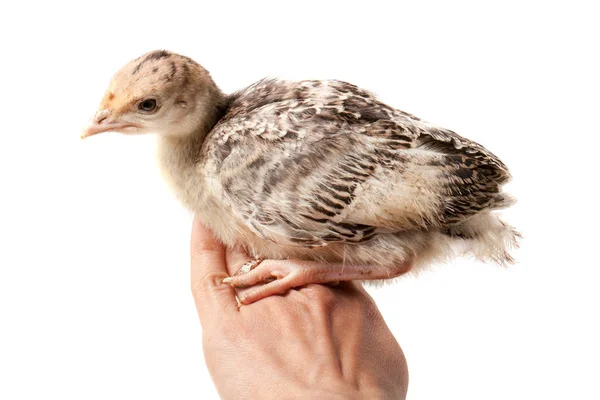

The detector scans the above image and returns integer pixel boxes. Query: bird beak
[80,121,137,139]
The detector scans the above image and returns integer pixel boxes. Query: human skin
[190,216,409,399]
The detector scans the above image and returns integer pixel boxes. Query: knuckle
[191,272,228,294]
[301,284,337,307]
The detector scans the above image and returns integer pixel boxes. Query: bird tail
[488,192,517,212]
[443,212,521,266]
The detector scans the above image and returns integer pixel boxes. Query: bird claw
[222,259,303,304]
[235,257,264,276]
[223,257,264,288]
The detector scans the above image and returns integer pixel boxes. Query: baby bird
[83,50,519,304]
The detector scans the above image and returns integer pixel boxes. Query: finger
[190,216,239,325]
[340,280,369,295]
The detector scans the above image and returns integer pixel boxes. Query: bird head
[82,50,223,139]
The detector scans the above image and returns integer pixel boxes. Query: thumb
[190,216,239,326]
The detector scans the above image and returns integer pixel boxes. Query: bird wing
[207,79,512,247]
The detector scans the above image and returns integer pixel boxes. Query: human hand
[190,216,409,399]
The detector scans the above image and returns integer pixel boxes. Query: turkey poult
[82,50,519,304]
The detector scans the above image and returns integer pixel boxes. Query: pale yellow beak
[80,121,136,139]
[81,109,137,139]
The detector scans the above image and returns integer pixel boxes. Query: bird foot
[231,257,265,288]
[222,259,412,305]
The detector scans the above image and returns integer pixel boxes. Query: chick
[83,50,519,304]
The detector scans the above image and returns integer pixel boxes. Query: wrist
[305,384,399,400]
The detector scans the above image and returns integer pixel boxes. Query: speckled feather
[88,51,520,281]
[185,78,518,269]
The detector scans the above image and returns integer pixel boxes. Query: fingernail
[222,277,232,285]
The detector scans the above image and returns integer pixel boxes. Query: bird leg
[222,259,412,305]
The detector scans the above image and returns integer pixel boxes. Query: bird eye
[138,99,157,112]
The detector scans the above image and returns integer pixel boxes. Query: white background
[1,1,598,399]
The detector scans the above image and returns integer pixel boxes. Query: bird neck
[156,87,230,209]
[160,85,229,163]
[192,85,229,141]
